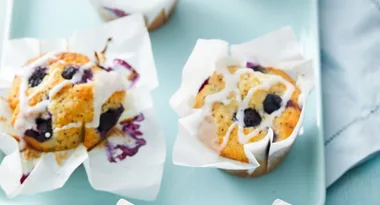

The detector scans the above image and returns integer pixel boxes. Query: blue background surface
[2,0,363,204]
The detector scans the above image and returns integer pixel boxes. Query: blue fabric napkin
[320,0,380,186]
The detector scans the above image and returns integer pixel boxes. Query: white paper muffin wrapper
[0,14,165,200]
[170,27,314,174]
[117,199,135,205]
[91,0,176,27]
[272,199,292,205]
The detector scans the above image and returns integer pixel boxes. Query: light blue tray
[0,0,325,204]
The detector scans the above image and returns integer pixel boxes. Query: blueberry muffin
[92,0,177,31]
[194,63,301,175]
[8,52,130,152]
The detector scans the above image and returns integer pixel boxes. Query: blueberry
[79,70,93,84]
[107,113,147,163]
[36,118,52,134]
[24,117,52,142]
[198,78,210,92]
[246,62,266,73]
[286,100,301,110]
[24,129,40,141]
[20,173,29,184]
[28,67,47,87]
[263,94,282,114]
[113,59,132,70]
[97,106,124,137]
[61,66,78,79]
[104,7,128,17]
[106,141,146,163]
[243,108,261,127]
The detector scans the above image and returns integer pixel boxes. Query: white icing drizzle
[85,71,127,128]
[49,80,71,98]
[234,75,294,144]
[28,100,49,114]
[27,56,69,100]
[27,69,60,100]
[50,62,95,98]
[218,122,236,152]
[14,53,98,135]
[57,60,67,65]
[201,66,295,151]
[45,132,51,138]
[54,122,82,132]
[14,51,129,142]
[77,61,95,72]
[14,51,62,132]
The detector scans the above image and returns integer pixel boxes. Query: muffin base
[222,148,291,177]
[148,0,177,30]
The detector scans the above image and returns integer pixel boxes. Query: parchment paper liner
[0,14,165,200]
[170,27,314,177]
[90,0,177,31]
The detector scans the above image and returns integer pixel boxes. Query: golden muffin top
[8,51,137,151]
[194,63,301,162]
